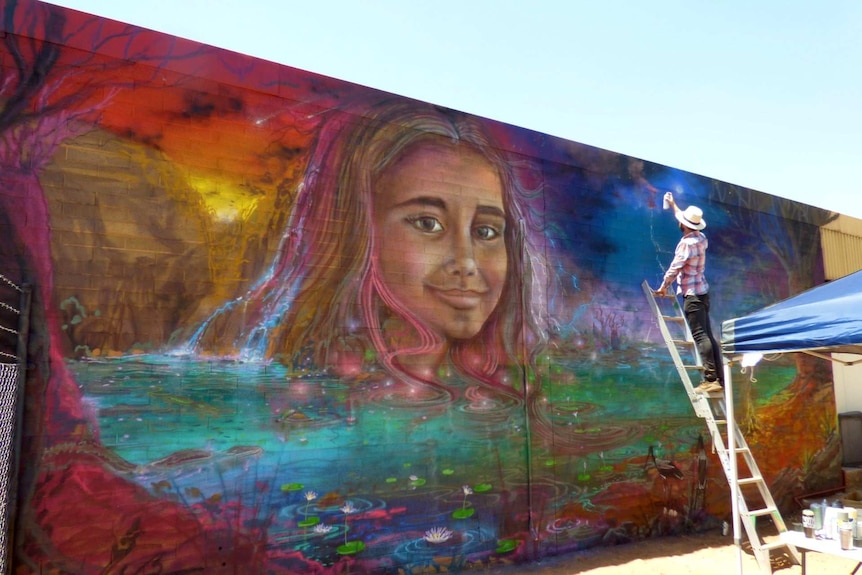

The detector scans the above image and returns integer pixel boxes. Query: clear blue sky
[47,0,862,219]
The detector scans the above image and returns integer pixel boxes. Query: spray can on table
[810,500,824,532]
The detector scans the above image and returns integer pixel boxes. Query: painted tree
[710,180,836,394]
[708,180,840,508]
[0,2,265,572]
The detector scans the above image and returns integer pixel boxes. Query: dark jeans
[683,293,724,385]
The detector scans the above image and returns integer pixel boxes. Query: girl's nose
[444,256,478,277]
[444,229,477,276]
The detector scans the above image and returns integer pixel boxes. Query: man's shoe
[695,381,723,394]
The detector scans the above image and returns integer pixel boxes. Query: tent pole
[725,359,742,574]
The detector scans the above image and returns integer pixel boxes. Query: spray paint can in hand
[662,192,672,210]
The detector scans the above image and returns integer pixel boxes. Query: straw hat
[675,205,706,230]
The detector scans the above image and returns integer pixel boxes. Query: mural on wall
[0,1,844,573]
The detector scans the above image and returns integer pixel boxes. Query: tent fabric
[721,269,862,356]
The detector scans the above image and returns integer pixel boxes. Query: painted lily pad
[442,468,455,475]
[473,483,492,492]
[496,539,520,553]
[577,473,591,481]
[281,483,304,492]
[410,478,426,487]
[385,477,398,483]
[336,541,366,555]
[452,508,475,519]
[298,516,320,528]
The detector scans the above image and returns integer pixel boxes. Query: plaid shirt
[663,231,709,296]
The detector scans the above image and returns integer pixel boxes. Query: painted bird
[646,445,685,480]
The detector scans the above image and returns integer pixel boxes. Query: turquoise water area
[71,355,536,563]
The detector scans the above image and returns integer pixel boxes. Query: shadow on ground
[478,525,815,574]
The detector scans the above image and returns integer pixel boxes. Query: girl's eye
[475,225,501,240]
[407,216,444,233]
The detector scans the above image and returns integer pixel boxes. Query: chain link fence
[0,362,18,574]
[0,274,27,575]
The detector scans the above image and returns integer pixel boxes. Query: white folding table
[780,530,862,574]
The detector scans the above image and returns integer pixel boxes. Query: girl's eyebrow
[392,196,447,210]
[476,205,505,218]
[392,197,505,219]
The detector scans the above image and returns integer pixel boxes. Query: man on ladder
[652,191,724,394]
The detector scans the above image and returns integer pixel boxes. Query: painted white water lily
[340,501,357,515]
[423,526,454,544]
[303,490,318,517]
[340,501,357,545]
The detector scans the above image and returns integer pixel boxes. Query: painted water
[70,354,793,569]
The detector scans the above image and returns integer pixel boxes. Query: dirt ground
[482,529,859,574]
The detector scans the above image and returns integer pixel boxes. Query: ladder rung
[718,446,751,454]
[737,476,764,485]
[671,339,694,346]
[746,506,778,517]
[760,540,790,551]
[713,419,727,425]
[662,316,685,322]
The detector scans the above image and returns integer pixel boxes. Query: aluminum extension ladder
[641,280,799,574]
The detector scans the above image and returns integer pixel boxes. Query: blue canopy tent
[722,268,862,362]
[719,269,862,573]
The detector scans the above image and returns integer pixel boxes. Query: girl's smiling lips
[427,287,487,310]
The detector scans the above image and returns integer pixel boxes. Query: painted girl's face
[373,142,508,341]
